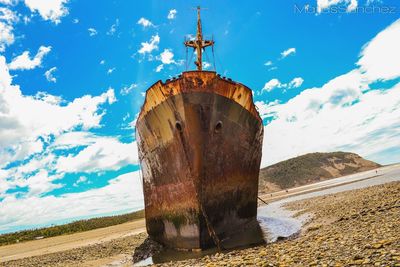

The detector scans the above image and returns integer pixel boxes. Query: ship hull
[136,72,263,250]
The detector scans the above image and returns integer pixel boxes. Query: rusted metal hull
[136,71,263,250]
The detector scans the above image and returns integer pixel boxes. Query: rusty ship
[136,7,264,250]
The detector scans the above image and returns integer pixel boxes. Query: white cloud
[262,77,304,92]
[107,67,115,75]
[51,131,98,150]
[0,7,17,52]
[138,34,160,55]
[167,9,177,20]
[0,7,18,23]
[258,19,400,167]
[44,66,57,83]
[8,46,51,70]
[24,0,69,24]
[137,17,154,28]
[72,18,79,24]
[154,48,182,72]
[100,59,105,65]
[120,83,137,95]
[55,138,138,173]
[262,78,282,92]
[158,48,175,64]
[0,56,116,167]
[347,0,358,11]
[73,176,87,187]
[0,21,14,52]
[0,0,17,5]
[357,19,400,82]
[155,64,163,72]
[316,0,358,13]
[88,28,97,36]
[202,61,211,69]
[107,19,119,36]
[264,60,273,66]
[259,79,400,167]
[288,77,304,88]
[280,47,296,58]
[34,91,63,105]
[0,171,144,233]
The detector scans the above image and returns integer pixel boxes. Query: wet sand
[1,164,399,266]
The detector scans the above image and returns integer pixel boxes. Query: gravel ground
[156,182,400,266]
[3,182,399,266]
[1,233,147,267]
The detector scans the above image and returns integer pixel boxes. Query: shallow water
[135,165,400,266]
[257,165,400,242]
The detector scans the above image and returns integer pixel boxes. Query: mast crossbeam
[184,6,214,71]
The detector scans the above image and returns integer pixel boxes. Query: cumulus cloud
[8,46,51,70]
[202,61,211,70]
[44,66,57,82]
[317,0,358,13]
[154,48,182,72]
[0,22,14,51]
[88,28,97,36]
[55,137,138,173]
[138,34,160,55]
[288,77,304,88]
[167,9,177,20]
[137,17,154,28]
[158,48,175,64]
[155,64,163,72]
[120,83,137,95]
[258,19,400,167]
[0,56,116,168]
[0,7,18,23]
[107,67,115,75]
[24,0,70,24]
[0,171,144,233]
[280,47,296,58]
[357,19,400,82]
[73,176,87,187]
[107,19,119,36]
[263,78,282,92]
[0,7,18,52]
[262,77,303,92]
[264,60,273,66]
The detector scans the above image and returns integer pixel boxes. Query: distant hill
[259,152,380,193]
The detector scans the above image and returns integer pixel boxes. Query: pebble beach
[3,181,399,267]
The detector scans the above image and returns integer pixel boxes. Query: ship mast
[184,6,214,71]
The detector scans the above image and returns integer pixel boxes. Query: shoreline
[1,166,399,266]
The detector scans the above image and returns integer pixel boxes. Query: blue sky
[0,0,399,233]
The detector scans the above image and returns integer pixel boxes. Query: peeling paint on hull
[136,71,263,250]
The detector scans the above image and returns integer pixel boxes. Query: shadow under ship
[136,7,264,250]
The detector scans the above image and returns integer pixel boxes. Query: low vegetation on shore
[0,210,144,246]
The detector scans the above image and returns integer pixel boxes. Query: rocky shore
[3,181,399,266]
[156,182,400,266]
[1,233,147,267]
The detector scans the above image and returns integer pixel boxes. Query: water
[135,165,400,266]
[257,164,400,242]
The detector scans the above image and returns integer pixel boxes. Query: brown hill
[259,152,380,193]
